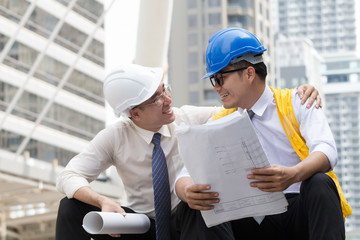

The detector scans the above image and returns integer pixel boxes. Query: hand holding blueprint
[175,110,288,227]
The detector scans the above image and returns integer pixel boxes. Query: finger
[187,191,219,200]
[189,184,211,192]
[192,198,220,206]
[189,203,215,211]
[113,207,126,216]
[306,96,316,108]
[189,199,219,210]
[315,95,322,108]
[256,186,279,192]
[250,181,278,191]
[297,87,304,99]
[301,88,313,105]
[248,174,274,183]
[110,234,121,237]
[251,167,275,175]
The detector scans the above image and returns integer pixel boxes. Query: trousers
[231,173,345,240]
[55,198,234,240]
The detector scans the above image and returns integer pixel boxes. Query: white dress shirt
[177,86,338,194]
[248,86,337,194]
[56,105,221,218]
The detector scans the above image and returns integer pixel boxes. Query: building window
[188,52,198,67]
[228,15,251,28]
[55,23,87,53]
[209,0,221,7]
[327,75,349,83]
[227,0,250,8]
[189,71,199,84]
[208,13,221,26]
[67,70,104,105]
[204,90,219,102]
[6,41,38,73]
[188,14,198,28]
[188,33,198,46]
[84,38,104,66]
[0,0,29,23]
[25,7,59,38]
[0,33,9,52]
[187,0,197,9]
[74,0,103,23]
[36,55,68,86]
[189,91,199,105]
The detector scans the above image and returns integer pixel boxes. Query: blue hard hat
[202,28,267,79]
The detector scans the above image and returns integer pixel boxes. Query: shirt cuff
[59,176,90,199]
[311,144,338,171]
[173,166,190,197]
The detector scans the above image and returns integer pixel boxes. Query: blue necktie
[152,133,171,240]
[247,109,255,120]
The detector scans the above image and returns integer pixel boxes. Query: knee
[300,173,339,200]
[57,197,94,222]
[57,197,78,220]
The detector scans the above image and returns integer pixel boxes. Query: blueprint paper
[82,212,150,234]
[175,110,288,227]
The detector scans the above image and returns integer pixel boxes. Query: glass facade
[0,1,105,167]
[0,1,106,237]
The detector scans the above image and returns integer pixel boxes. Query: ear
[129,108,141,120]
[246,66,256,84]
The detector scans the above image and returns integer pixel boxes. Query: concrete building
[275,35,323,90]
[276,0,359,56]
[168,0,274,107]
[0,0,121,238]
[322,54,360,232]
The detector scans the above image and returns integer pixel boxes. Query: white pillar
[135,0,174,68]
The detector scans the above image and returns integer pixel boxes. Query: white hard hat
[103,64,163,117]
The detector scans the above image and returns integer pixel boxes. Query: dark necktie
[247,109,255,120]
[151,133,171,240]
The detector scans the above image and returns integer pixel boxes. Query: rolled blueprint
[82,211,150,234]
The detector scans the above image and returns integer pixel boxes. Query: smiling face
[212,66,254,110]
[129,83,175,132]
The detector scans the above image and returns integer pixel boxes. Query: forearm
[249,152,331,192]
[293,151,331,183]
[73,186,111,209]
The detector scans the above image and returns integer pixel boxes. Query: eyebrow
[149,84,165,101]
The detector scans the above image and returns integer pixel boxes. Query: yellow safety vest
[212,87,352,219]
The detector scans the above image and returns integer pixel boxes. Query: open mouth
[162,108,173,114]
[220,92,229,100]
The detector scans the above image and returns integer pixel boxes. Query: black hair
[230,57,267,81]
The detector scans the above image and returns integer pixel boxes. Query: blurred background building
[0,0,121,239]
[0,0,359,239]
[168,0,274,107]
[271,0,360,232]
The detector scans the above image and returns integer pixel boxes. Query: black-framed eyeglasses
[209,67,248,87]
[134,84,172,109]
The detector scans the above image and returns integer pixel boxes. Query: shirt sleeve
[173,165,191,198]
[292,89,338,171]
[174,105,223,125]
[56,127,115,198]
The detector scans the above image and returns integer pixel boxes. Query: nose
[213,81,221,91]
[163,94,172,105]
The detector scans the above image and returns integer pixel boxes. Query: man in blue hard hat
[175,28,348,240]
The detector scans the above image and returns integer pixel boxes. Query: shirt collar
[237,86,273,118]
[132,122,171,144]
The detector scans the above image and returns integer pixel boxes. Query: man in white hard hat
[55,63,321,240]
[55,64,236,240]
